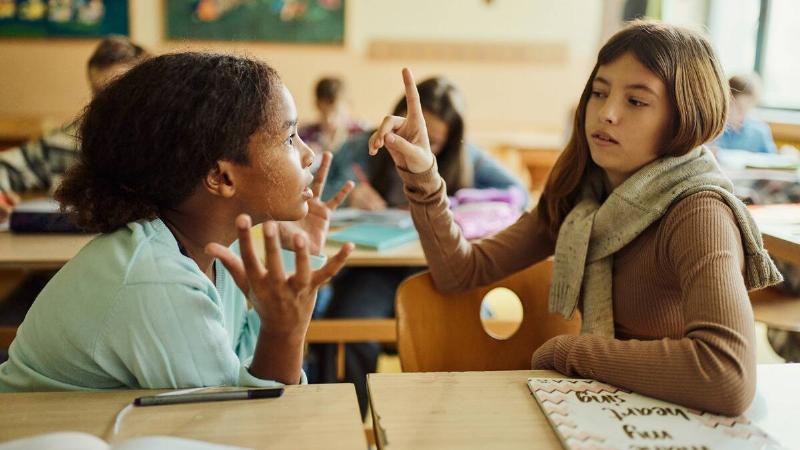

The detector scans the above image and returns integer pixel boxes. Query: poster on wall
[166,0,344,44]
[0,1,129,38]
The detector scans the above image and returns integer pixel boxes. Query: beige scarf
[549,146,783,337]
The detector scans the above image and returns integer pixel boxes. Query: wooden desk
[0,229,426,270]
[367,365,799,450]
[0,384,366,449]
[0,232,93,270]
[749,204,800,267]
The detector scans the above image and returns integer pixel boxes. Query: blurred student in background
[715,74,777,154]
[0,35,150,220]
[299,77,367,172]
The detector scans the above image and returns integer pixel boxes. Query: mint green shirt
[0,219,300,392]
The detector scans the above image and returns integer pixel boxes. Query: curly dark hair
[56,52,283,233]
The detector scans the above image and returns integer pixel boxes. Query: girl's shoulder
[664,190,732,223]
[658,191,742,258]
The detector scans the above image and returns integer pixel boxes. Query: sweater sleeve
[95,282,286,389]
[532,193,756,416]
[397,161,555,293]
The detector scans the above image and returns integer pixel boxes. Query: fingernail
[386,134,395,143]
[265,223,275,237]
[296,238,305,249]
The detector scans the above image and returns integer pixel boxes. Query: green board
[166,0,344,44]
[0,1,129,38]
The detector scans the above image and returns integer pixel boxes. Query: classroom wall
[0,0,603,139]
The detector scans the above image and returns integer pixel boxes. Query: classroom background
[1,1,800,449]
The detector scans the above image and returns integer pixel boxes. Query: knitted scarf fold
[548,146,783,336]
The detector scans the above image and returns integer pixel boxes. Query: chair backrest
[396,259,581,372]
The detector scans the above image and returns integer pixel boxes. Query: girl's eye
[629,98,648,107]
[286,134,296,146]
[591,90,606,98]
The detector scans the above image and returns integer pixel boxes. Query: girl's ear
[204,161,236,198]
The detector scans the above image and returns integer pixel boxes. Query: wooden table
[367,365,799,450]
[749,204,800,267]
[0,384,365,449]
[0,229,426,270]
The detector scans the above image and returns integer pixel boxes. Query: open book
[0,432,249,450]
[528,378,783,450]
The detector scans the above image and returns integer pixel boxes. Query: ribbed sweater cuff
[398,159,442,202]
[552,335,575,375]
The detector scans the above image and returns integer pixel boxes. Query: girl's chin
[286,204,309,222]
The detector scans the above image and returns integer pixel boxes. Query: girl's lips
[302,186,314,200]
[591,131,620,145]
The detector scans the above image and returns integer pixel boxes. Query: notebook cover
[527,378,783,450]
[327,223,418,251]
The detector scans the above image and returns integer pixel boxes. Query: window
[708,0,800,110]
[758,0,800,109]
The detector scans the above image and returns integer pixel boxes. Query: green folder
[328,223,419,251]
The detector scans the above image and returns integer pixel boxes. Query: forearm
[249,327,306,385]
[534,326,756,416]
[398,162,553,293]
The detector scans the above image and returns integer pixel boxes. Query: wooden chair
[395,259,581,372]
[304,318,397,380]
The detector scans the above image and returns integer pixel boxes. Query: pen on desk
[351,163,371,187]
[133,387,284,407]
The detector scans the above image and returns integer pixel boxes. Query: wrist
[259,325,306,346]
[409,153,435,174]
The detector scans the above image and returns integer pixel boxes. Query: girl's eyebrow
[594,76,659,97]
[283,118,298,131]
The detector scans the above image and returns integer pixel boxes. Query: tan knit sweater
[398,164,756,416]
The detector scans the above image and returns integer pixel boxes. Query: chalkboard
[166,0,344,44]
[0,1,129,38]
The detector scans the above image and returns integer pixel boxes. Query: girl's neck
[161,209,236,282]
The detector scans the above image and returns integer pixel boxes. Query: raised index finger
[402,67,422,120]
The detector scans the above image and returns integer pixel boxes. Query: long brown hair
[369,76,472,198]
[538,20,728,240]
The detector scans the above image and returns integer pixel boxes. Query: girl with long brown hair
[368,21,782,415]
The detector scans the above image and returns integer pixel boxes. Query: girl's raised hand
[368,68,435,174]
[206,214,353,339]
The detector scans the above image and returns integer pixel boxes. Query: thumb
[205,243,249,294]
[384,132,416,154]
[384,133,433,173]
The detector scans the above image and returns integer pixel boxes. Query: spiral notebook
[528,378,783,450]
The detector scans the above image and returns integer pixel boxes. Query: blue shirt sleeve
[95,282,286,389]
[755,121,778,154]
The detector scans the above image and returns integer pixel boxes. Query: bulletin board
[166,0,344,44]
[0,1,129,38]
